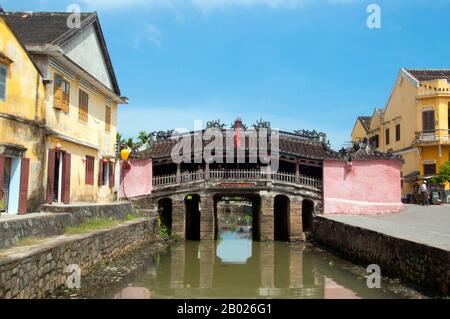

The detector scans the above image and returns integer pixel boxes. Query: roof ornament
[206,120,226,130]
[150,130,174,142]
[293,129,328,144]
[252,118,271,130]
[231,118,247,130]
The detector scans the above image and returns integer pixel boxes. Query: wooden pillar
[290,197,303,241]
[171,196,185,239]
[260,194,274,241]
[200,195,215,240]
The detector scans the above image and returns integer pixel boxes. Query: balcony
[152,169,322,191]
[417,83,450,98]
[414,130,450,145]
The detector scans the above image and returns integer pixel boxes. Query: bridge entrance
[158,198,172,236]
[274,195,290,241]
[185,194,201,240]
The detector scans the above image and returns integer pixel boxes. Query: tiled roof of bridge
[131,131,339,161]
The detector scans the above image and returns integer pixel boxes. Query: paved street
[324,205,450,251]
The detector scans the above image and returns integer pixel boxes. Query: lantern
[120,148,131,162]
[55,142,62,150]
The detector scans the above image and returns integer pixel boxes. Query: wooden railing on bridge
[152,169,322,189]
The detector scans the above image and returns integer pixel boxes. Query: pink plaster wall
[119,159,153,199]
[323,160,403,215]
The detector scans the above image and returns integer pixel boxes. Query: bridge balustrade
[152,169,322,190]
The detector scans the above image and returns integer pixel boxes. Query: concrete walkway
[324,204,450,251]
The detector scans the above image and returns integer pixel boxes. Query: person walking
[421,180,429,206]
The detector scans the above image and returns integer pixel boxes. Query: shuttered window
[422,110,435,133]
[18,158,30,214]
[85,155,95,185]
[385,128,390,146]
[54,74,71,112]
[62,79,70,113]
[395,124,401,142]
[105,105,111,132]
[423,164,436,176]
[0,64,7,101]
[53,74,63,109]
[78,89,89,122]
[109,161,115,188]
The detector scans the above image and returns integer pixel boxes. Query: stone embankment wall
[1,202,135,249]
[312,216,449,295]
[0,218,158,298]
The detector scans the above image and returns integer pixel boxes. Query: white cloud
[134,24,162,48]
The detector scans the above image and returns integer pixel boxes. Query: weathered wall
[44,60,118,203]
[0,219,157,299]
[312,216,449,295]
[119,159,153,199]
[0,17,47,213]
[1,202,134,249]
[323,159,403,215]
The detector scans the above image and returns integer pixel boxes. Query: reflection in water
[81,203,414,299]
[216,231,252,264]
[106,239,405,299]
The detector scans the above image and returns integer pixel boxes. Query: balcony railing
[152,169,322,189]
[414,130,450,144]
[417,83,450,97]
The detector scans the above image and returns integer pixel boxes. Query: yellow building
[351,68,450,196]
[5,12,127,205]
[0,14,47,214]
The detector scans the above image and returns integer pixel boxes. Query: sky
[3,0,450,148]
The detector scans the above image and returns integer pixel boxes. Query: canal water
[51,212,426,299]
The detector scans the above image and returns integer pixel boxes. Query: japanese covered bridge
[126,119,403,242]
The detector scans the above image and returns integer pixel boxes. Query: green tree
[137,130,150,146]
[432,161,450,186]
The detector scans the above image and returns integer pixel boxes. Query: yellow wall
[45,137,115,203]
[46,65,117,156]
[0,17,47,211]
[45,65,118,202]
[351,120,367,143]
[352,70,450,195]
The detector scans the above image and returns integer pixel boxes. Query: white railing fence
[152,169,322,189]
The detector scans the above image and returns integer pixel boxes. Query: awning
[403,171,419,183]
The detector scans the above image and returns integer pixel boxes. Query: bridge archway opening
[158,198,172,236]
[274,195,290,241]
[302,199,314,231]
[214,194,261,242]
[185,194,201,240]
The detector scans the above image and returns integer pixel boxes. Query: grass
[64,218,122,235]
[15,237,46,247]
[0,237,47,256]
